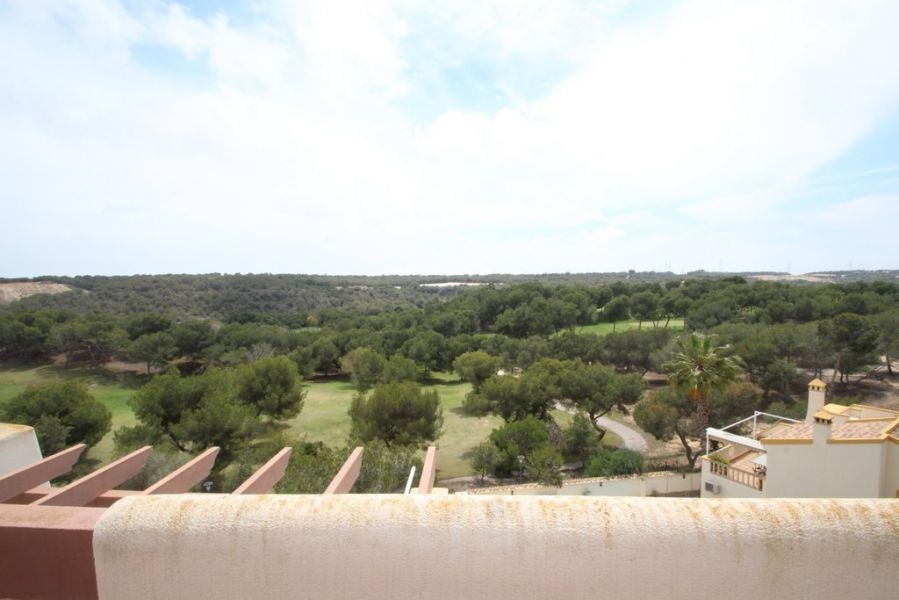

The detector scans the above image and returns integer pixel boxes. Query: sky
[2,0,899,278]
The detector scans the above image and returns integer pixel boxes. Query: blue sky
[2,0,899,277]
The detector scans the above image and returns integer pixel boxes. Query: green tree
[81,314,127,366]
[874,309,899,375]
[1,381,111,455]
[348,382,443,447]
[126,312,172,340]
[236,356,306,420]
[463,441,502,483]
[819,313,878,382]
[46,321,85,368]
[563,413,602,468]
[118,368,255,462]
[129,331,178,376]
[171,320,215,360]
[663,333,743,452]
[601,296,630,330]
[339,347,386,392]
[565,363,645,439]
[634,383,758,469]
[453,350,503,391]
[401,330,447,378]
[629,291,659,329]
[379,354,420,384]
[488,415,552,477]
[525,445,564,487]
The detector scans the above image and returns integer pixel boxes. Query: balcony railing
[708,461,764,491]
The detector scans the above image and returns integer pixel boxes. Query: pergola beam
[324,447,364,494]
[0,444,86,503]
[144,447,220,495]
[417,446,437,494]
[34,447,152,507]
[233,447,293,495]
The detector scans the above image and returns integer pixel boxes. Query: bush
[585,448,644,477]
[461,390,492,416]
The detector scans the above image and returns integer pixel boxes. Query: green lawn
[575,319,684,336]
[289,374,505,480]
[288,379,356,448]
[2,365,626,481]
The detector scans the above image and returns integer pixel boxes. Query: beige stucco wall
[557,471,699,496]
[94,494,899,600]
[887,442,899,497]
[472,472,700,497]
[0,423,43,477]
[765,440,884,497]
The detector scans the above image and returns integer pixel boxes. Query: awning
[751,454,768,466]
[706,428,765,451]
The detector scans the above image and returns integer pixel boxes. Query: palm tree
[663,333,743,453]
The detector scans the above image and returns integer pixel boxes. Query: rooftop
[763,404,899,443]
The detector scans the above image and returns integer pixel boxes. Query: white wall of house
[0,424,42,477]
[886,441,899,497]
[764,440,884,497]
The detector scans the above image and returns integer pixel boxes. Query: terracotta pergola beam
[417,446,438,494]
[34,446,152,507]
[143,447,220,495]
[0,444,86,503]
[233,447,293,495]
[324,447,364,494]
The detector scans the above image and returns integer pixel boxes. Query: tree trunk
[696,394,710,455]
[676,429,701,470]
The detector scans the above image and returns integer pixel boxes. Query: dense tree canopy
[1,381,111,455]
[348,382,443,447]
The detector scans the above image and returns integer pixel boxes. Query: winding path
[592,416,648,453]
[555,402,649,452]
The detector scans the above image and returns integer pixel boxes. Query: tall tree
[236,356,306,420]
[348,382,443,447]
[453,350,502,392]
[634,383,758,469]
[874,309,899,375]
[663,333,743,452]
[117,368,255,462]
[339,347,387,392]
[819,313,879,382]
[129,331,177,376]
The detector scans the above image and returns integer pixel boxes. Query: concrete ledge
[94,495,899,599]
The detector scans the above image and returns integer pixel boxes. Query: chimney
[813,412,832,445]
[805,378,827,424]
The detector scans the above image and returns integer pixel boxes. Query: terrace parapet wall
[93,494,899,600]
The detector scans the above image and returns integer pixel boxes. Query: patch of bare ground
[749,273,836,283]
[0,281,73,302]
[828,374,899,411]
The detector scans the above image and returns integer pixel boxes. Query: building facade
[702,379,899,498]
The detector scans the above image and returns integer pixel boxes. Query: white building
[701,379,899,498]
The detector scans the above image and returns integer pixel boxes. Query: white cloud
[1,0,899,276]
